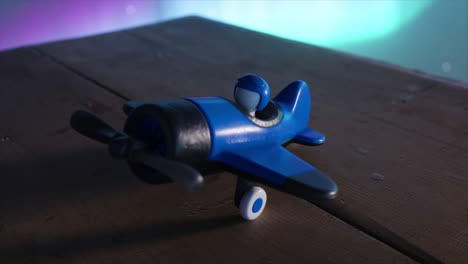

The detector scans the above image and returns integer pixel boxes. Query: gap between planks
[33,47,130,101]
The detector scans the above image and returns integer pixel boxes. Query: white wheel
[239,186,267,220]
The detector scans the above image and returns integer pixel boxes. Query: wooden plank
[0,45,410,262]
[36,16,468,263]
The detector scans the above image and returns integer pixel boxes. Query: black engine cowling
[124,99,211,184]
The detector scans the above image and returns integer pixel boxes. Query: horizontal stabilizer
[293,128,326,145]
[123,101,145,115]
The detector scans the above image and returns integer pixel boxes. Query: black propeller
[130,150,204,191]
[70,110,124,145]
[70,110,204,191]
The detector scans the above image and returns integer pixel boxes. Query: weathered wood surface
[0,25,411,264]
[0,16,467,263]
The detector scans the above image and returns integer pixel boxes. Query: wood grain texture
[35,17,468,263]
[0,43,411,262]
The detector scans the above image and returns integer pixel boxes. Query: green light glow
[167,0,433,47]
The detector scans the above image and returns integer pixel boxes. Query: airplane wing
[218,146,337,200]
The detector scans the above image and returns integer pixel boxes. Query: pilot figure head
[234,74,270,116]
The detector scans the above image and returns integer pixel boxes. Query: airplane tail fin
[273,80,311,126]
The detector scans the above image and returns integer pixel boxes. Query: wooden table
[1,17,467,263]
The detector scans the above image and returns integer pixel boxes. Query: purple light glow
[0,1,159,51]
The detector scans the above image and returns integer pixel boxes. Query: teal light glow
[163,0,433,47]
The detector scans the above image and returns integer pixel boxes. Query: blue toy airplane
[70,74,337,220]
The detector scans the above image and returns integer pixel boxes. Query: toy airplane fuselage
[70,79,337,220]
[123,80,337,201]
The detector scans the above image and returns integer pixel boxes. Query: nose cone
[283,169,338,201]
